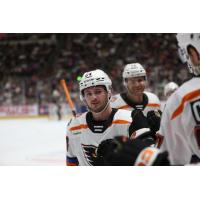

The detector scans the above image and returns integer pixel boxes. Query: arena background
[0,33,191,165]
[0,33,191,119]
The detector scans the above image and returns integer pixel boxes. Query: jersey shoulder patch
[67,113,87,131]
[144,91,159,101]
[111,94,121,103]
[144,91,160,107]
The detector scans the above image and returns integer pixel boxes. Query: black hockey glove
[146,110,162,133]
[129,110,156,144]
[97,136,170,166]
[130,110,150,133]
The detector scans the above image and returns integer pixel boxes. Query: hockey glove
[129,110,156,144]
[97,136,170,166]
[147,110,162,133]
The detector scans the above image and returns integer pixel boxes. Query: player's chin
[135,89,144,95]
[89,105,102,113]
[133,91,142,96]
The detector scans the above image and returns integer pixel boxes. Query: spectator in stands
[0,34,190,111]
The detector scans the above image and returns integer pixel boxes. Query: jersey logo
[81,144,98,166]
[111,96,117,102]
[85,72,92,78]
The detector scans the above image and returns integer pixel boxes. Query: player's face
[126,77,146,96]
[83,86,109,113]
[187,46,200,67]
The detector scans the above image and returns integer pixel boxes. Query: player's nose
[90,93,98,100]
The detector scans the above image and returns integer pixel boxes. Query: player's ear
[123,79,128,88]
[108,92,112,100]
[80,93,87,105]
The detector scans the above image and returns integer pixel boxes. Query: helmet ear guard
[80,94,84,101]
[108,90,112,100]
[123,79,127,88]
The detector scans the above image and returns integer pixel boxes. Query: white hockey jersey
[66,109,133,166]
[159,77,200,165]
[110,91,161,116]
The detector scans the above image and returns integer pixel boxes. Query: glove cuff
[134,147,161,166]
[130,128,151,139]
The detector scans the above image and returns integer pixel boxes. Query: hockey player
[66,69,155,166]
[164,82,179,99]
[96,34,200,166]
[111,63,161,114]
[159,33,200,165]
[111,63,162,134]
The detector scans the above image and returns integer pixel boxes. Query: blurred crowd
[0,33,191,109]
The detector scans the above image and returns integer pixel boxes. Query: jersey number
[191,99,200,149]
[191,99,200,124]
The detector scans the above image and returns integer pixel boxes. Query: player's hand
[96,139,117,159]
[97,136,170,166]
[129,110,156,144]
[147,110,162,133]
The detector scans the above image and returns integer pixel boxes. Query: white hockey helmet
[123,63,146,79]
[122,63,146,87]
[79,69,112,100]
[176,33,200,76]
[164,82,178,97]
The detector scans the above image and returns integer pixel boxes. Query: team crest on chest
[81,144,98,166]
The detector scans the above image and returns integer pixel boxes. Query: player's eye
[84,92,92,97]
[94,90,103,95]
[138,78,145,82]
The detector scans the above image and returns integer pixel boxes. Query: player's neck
[127,92,143,103]
[92,106,112,121]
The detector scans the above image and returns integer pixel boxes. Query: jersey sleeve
[159,100,192,165]
[66,119,79,166]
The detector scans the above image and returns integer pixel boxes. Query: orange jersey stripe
[171,89,200,120]
[118,105,131,109]
[69,124,88,131]
[67,162,78,166]
[147,103,160,108]
[112,119,131,125]
[118,104,160,109]
[69,120,131,131]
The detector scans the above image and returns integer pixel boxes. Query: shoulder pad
[144,91,160,104]
[67,112,87,128]
[114,109,132,122]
